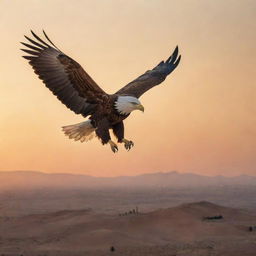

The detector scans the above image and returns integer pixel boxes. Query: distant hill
[0,170,256,190]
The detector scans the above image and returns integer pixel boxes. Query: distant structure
[248,226,256,232]
[203,215,223,220]
[110,246,115,252]
[119,206,139,216]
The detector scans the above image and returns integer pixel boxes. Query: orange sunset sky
[0,0,255,177]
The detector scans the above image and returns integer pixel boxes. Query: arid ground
[0,172,256,255]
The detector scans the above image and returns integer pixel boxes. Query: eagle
[21,31,181,153]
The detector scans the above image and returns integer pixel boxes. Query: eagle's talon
[111,145,118,153]
[123,139,134,151]
[109,140,118,153]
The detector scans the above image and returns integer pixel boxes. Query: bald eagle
[21,31,181,152]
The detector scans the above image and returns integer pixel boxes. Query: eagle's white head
[115,96,144,115]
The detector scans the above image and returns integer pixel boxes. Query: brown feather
[20,42,42,52]
[21,31,109,117]
[116,46,181,98]
[24,35,46,49]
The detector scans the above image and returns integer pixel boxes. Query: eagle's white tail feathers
[62,120,96,143]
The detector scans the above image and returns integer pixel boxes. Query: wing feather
[24,35,47,49]
[21,31,108,117]
[20,49,40,56]
[30,30,51,48]
[116,46,181,98]
[21,42,42,51]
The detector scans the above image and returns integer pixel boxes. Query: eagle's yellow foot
[122,139,134,151]
[109,140,118,153]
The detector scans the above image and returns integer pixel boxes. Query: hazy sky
[0,0,255,176]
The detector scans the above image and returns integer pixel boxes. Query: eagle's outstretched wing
[21,31,109,117]
[116,46,181,98]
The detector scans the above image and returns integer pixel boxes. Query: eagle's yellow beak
[137,104,144,112]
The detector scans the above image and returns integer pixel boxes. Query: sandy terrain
[1,172,256,255]
[0,201,256,256]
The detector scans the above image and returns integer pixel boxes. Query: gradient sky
[0,0,255,176]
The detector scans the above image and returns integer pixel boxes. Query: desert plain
[0,171,256,256]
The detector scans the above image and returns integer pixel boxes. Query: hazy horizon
[1,0,255,177]
[1,169,256,178]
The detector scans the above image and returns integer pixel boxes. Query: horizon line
[0,170,255,178]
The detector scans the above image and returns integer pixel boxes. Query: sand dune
[1,201,256,255]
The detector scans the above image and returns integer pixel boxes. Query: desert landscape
[0,171,256,256]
